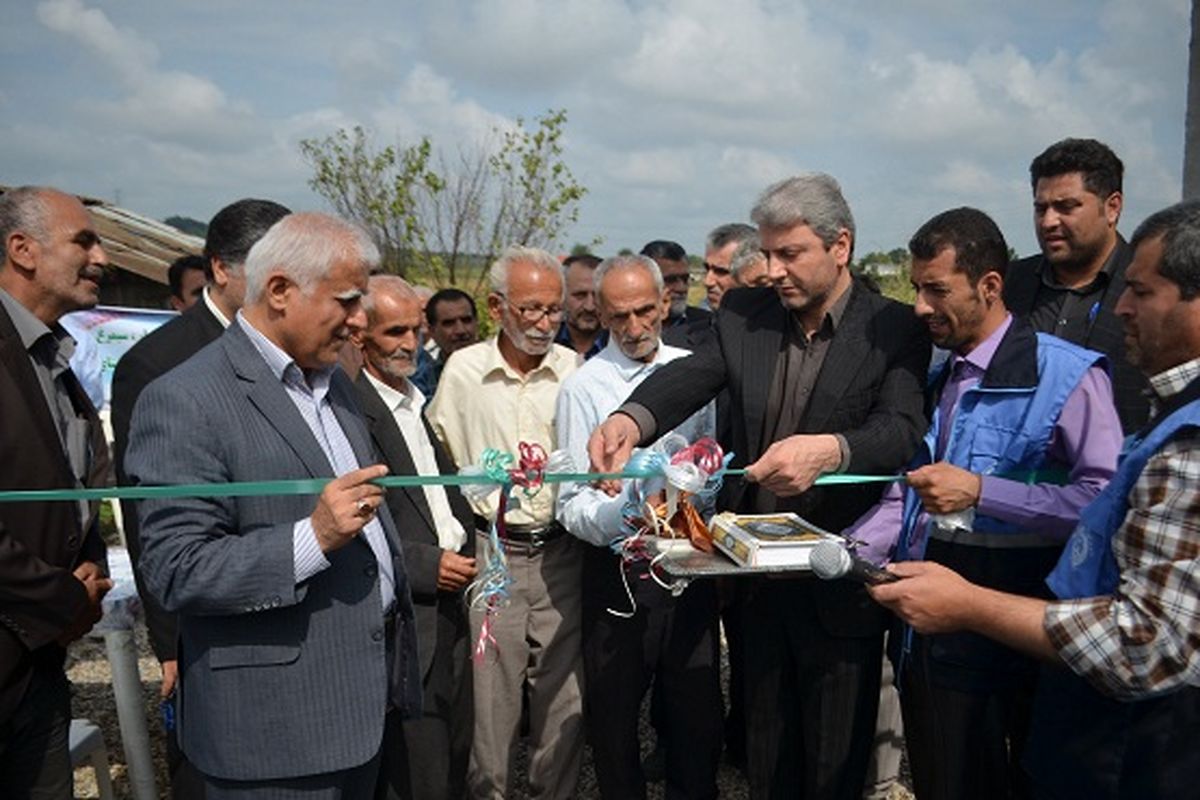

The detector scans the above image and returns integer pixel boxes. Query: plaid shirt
[1043,356,1200,699]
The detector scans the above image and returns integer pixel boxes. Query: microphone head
[810,539,853,580]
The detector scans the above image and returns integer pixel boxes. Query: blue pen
[1087,301,1101,325]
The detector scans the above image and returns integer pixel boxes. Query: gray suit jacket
[125,321,421,782]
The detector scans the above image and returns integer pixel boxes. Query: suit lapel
[0,306,77,482]
[803,283,872,433]
[743,297,788,459]
[354,374,438,537]
[222,325,334,479]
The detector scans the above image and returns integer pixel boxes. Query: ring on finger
[356,498,372,517]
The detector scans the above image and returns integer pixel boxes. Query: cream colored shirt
[364,371,468,552]
[427,337,578,525]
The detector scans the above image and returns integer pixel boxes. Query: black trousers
[742,580,882,800]
[0,664,72,799]
[898,632,1035,800]
[581,549,722,800]
[376,594,472,800]
[1024,666,1200,800]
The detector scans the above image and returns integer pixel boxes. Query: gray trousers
[468,533,584,800]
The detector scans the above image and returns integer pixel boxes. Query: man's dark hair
[425,287,478,327]
[1130,199,1200,300]
[1029,138,1124,199]
[563,253,602,270]
[909,207,1009,285]
[167,254,207,299]
[202,198,291,279]
[639,240,687,261]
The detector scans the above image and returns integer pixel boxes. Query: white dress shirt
[555,337,716,546]
[364,370,467,552]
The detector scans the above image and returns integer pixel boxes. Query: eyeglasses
[497,294,565,324]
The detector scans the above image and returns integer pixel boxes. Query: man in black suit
[591,173,930,799]
[109,197,289,799]
[1004,138,1149,433]
[0,186,113,796]
[352,275,477,800]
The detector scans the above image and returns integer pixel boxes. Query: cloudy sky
[0,0,1190,258]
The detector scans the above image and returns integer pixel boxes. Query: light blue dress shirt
[237,313,395,609]
[555,337,716,546]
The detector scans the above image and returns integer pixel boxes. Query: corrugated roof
[0,185,202,285]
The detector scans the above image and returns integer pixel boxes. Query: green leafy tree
[299,126,443,275]
[299,110,590,289]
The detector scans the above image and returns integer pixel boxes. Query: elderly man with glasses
[427,246,582,800]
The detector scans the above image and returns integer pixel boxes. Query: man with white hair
[352,275,477,800]
[427,246,582,800]
[556,254,721,799]
[127,212,421,798]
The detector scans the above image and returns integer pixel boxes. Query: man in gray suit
[126,212,421,799]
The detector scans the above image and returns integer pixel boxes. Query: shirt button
[371,629,384,642]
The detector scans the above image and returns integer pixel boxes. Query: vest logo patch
[1069,528,1090,568]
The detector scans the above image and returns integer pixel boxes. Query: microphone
[810,540,899,585]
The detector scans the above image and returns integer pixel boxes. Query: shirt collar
[203,285,233,328]
[236,311,334,396]
[482,334,575,381]
[364,368,424,413]
[594,336,677,381]
[0,287,73,361]
[1149,355,1200,402]
[1037,236,1123,291]
[949,313,1012,375]
[789,278,854,339]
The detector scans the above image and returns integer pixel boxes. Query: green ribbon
[0,466,1066,504]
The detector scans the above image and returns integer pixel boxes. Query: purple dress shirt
[844,314,1122,565]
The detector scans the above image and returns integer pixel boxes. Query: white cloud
[36,0,257,148]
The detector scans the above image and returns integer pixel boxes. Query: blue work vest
[1048,390,1200,600]
[897,328,1103,562]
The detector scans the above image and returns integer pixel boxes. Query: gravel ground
[66,621,913,799]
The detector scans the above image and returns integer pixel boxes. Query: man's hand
[906,462,982,514]
[437,551,478,592]
[57,561,113,645]
[160,659,178,699]
[587,413,641,496]
[745,434,841,496]
[867,561,976,634]
[310,465,388,553]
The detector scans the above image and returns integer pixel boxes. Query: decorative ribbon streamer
[1,466,1063,505]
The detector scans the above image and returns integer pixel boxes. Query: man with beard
[352,275,476,800]
[872,199,1200,800]
[556,254,607,359]
[0,186,112,796]
[412,287,480,396]
[846,207,1121,800]
[556,254,720,799]
[592,174,930,799]
[427,246,581,800]
[1005,138,1149,432]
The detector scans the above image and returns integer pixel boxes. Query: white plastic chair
[69,718,115,800]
